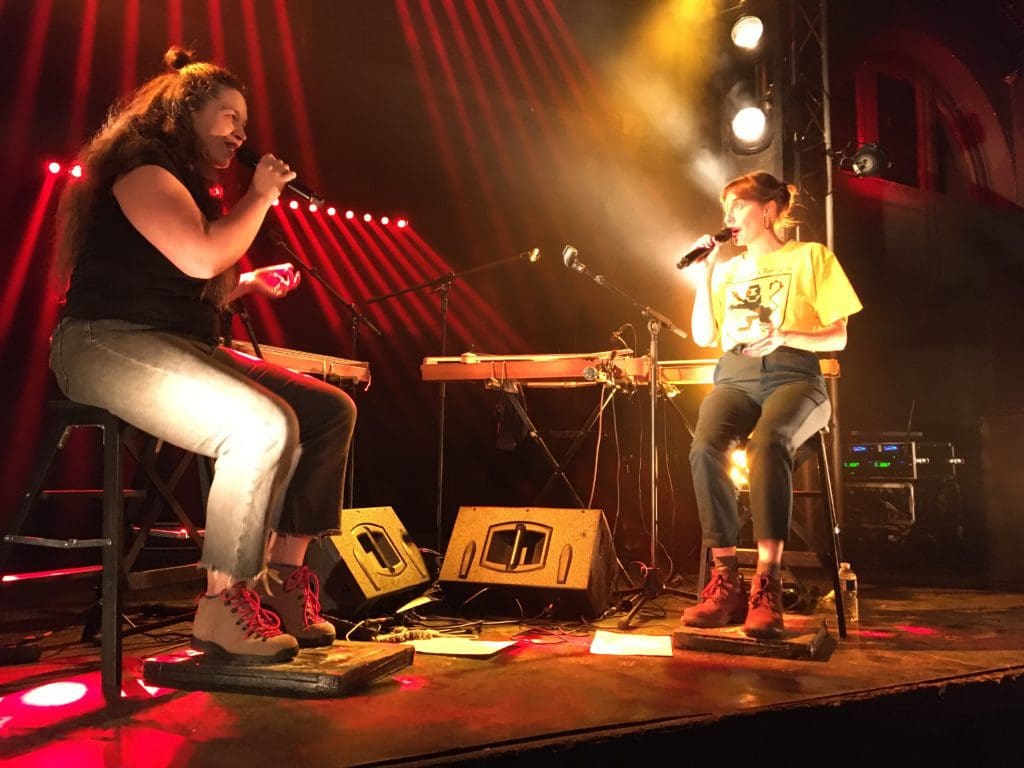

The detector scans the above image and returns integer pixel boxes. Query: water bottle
[838,561,859,624]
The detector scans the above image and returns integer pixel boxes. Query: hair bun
[164,46,195,72]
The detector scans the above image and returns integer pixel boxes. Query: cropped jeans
[689,347,831,547]
[49,317,357,581]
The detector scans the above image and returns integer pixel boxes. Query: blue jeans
[688,348,831,546]
[49,317,357,581]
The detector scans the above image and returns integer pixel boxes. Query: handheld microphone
[562,245,584,272]
[235,146,326,207]
[675,227,734,269]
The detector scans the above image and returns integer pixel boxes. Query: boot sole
[742,625,786,639]
[191,638,299,665]
[297,635,336,648]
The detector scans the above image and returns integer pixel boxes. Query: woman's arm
[112,154,295,279]
[742,317,848,357]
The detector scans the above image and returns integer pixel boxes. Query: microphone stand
[563,252,696,628]
[364,249,541,556]
[267,233,381,508]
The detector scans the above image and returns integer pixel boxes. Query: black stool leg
[0,413,68,573]
[101,412,124,701]
[817,429,847,639]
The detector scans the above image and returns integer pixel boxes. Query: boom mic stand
[561,246,695,628]
[363,248,541,555]
[267,233,381,508]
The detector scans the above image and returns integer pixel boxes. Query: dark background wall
[1,0,1022,585]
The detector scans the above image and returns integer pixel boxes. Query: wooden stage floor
[2,569,1023,767]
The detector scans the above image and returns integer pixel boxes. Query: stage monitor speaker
[305,506,431,620]
[438,506,616,620]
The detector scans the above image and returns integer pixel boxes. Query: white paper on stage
[588,630,673,657]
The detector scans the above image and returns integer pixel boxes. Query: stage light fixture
[731,15,764,51]
[289,200,299,210]
[70,164,83,178]
[363,213,372,222]
[830,142,890,178]
[397,219,408,228]
[381,216,390,225]
[308,203,318,213]
[345,210,355,219]
[327,206,336,216]
[849,143,888,178]
[729,103,773,154]
[47,161,61,174]
[271,199,280,207]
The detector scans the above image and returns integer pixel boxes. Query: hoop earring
[762,211,771,229]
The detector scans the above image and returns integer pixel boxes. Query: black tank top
[63,139,224,343]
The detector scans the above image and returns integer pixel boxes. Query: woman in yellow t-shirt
[681,171,862,638]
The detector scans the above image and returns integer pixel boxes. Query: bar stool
[0,399,207,700]
[696,427,848,638]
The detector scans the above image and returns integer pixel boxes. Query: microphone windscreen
[235,145,259,169]
[713,227,735,243]
[562,245,577,268]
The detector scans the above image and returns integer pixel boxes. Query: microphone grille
[235,145,259,169]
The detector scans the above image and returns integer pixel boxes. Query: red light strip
[396,0,474,245]
[3,565,102,583]
[68,0,99,145]
[272,0,320,189]
[167,0,183,49]
[3,0,54,207]
[208,0,226,65]
[120,0,139,96]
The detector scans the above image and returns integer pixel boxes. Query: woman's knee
[745,429,790,459]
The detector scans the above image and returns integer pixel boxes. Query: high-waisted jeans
[49,317,357,581]
[689,347,831,547]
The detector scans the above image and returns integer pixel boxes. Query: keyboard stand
[488,379,619,509]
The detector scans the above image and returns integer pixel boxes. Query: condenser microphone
[235,146,326,207]
[562,245,584,272]
[675,227,734,269]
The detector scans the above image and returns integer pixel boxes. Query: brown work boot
[191,583,299,664]
[255,563,336,648]
[743,573,786,638]
[681,567,748,628]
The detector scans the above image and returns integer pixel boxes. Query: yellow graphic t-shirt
[711,240,863,352]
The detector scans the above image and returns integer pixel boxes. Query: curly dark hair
[53,46,247,301]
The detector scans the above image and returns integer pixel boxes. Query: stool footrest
[40,489,147,499]
[3,534,111,549]
[736,548,824,569]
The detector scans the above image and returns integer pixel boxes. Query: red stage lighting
[363,213,372,222]
[308,203,318,213]
[326,206,337,216]
[209,184,224,198]
[381,216,390,225]
[345,210,355,219]
[69,164,83,178]
[397,219,408,228]
[289,200,299,210]
[271,199,280,207]
[47,161,61,174]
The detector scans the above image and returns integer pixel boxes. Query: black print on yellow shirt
[724,273,792,343]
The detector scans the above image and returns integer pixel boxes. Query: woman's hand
[687,233,725,270]
[741,322,786,357]
[242,263,301,300]
[251,153,297,202]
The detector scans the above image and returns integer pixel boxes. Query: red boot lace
[748,575,779,611]
[225,584,284,638]
[699,570,735,604]
[283,565,325,629]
